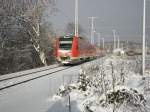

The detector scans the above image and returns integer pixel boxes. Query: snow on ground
[48,55,150,112]
[0,65,80,112]
[1,56,150,112]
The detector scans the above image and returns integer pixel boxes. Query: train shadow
[59,59,96,67]
[61,62,84,66]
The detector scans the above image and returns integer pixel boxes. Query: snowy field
[0,64,80,112]
[48,55,150,112]
[0,56,150,112]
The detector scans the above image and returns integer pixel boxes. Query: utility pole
[96,33,104,49]
[126,40,128,51]
[142,0,146,76]
[93,31,96,45]
[96,33,101,47]
[146,41,147,57]
[113,29,116,50]
[88,17,98,44]
[93,30,97,45]
[117,36,120,49]
[101,38,105,49]
[75,0,78,37]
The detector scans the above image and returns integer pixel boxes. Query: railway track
[0,64,59,82]
[0,57,104,91]
[0,65,72,91]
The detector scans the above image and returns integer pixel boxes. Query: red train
[53,35,100,64]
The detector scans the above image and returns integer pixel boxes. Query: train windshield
[59,37,73,50]
[59,43,72,50]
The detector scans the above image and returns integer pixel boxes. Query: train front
[57,36,76,64]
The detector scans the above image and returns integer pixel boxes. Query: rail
[0,65,59,82]
[0,66,72,91]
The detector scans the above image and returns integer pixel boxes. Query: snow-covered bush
[53,57,148,112]
[99,87,146,108]
[57,84,77,97]
[77,67,90,91]
[77,58,147,112]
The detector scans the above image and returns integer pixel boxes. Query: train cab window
[59,36,73,50]
[59,43,72,50]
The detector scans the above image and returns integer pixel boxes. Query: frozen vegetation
[48,56,150,112]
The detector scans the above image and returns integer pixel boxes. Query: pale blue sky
[51,0,150,42]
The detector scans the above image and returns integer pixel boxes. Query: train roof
[59,35,84,39]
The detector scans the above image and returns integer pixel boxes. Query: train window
[59,43,72,50]
[59,37,73,50]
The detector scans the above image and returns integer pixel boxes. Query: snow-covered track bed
[0,65,71,91]
[0,64,59,82]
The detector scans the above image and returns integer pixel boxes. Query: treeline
[0,0,56,75]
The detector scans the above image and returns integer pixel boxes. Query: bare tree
[0,0,57,75]
[19,0,56,65]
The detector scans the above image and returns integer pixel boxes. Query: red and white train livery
[54,35,99,64]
